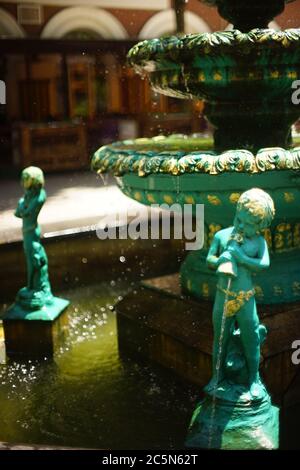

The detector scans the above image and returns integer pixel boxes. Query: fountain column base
[185,386,279,450]
[2,297,69,358]
[181,250,300,304]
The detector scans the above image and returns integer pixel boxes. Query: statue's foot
[17,287,32,299]
[16,288,46,310]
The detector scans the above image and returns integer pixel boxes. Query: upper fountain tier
[128,28,300,152]
[202,0,295,31]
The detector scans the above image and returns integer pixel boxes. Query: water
[208,277,232,448]
[0,281,299,449]
[98,173,108,186]
[0,282,196,449]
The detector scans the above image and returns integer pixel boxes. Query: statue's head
[21,166,45,190]
[234,188,275,237]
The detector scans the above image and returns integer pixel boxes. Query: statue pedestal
[2,297,69,358]
[185,381,279,450]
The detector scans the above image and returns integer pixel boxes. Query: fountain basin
[128,30,300,151]
[92,135,300,303]
[128,30,300,103]
[0,282,196,449]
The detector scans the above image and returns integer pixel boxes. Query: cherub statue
[15,166,53,309]
[205,188,275,399]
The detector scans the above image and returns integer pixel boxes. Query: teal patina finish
[91,0,300,305]
[186,189,279,449]
[4,167,69,321]
[127,28,300,152]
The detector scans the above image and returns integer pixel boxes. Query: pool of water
[0,281,299,449]
[0,282,197,450]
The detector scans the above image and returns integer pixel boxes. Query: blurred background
[0,0,300,175]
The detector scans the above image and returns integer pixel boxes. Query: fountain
[90,0,300,448]
[3,167,69,357]
[92,0,300,305]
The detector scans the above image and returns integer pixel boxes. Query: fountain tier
[128,30,300,152]
[92,135,300,304]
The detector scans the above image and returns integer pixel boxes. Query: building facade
[0,0,299,171]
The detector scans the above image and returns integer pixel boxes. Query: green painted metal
[92,136,300,177]
[185,188,279,449]
[91,24,300,304]
[108,163,300,304]
[128,29,300,152]
[90,0,300,450]
[4,297,70,321]
[3,166,69,321]
[186,394,279,449]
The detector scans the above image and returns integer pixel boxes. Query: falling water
[208,276,232,449]
[174,176,180,203]
[98,173,109,186]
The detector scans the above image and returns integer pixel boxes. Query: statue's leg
[236,299,260,394]
[23,236,34,289]
[25,228,40,290]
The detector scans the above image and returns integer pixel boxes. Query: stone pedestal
[3,297,69,358]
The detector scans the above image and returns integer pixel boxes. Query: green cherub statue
[14,166,53,309]
[206,188,275,399]
[5,166,69,320]
[186,188,279,449]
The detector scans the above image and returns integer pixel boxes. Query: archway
[0,8,26,38]
[41,7,128,39]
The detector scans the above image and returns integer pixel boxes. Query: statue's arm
[206,233,222,269]
[230,237,270,272]
[21,190,46,217]
[15,198,25,218]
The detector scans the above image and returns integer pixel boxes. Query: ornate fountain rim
[91,136,300,177]
[128,29,300,69]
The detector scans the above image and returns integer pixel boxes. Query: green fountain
[92,0,300,305]
[91,0,300,449]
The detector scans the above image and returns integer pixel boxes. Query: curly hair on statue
[236,188,275,230]
[21,166,45,189]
